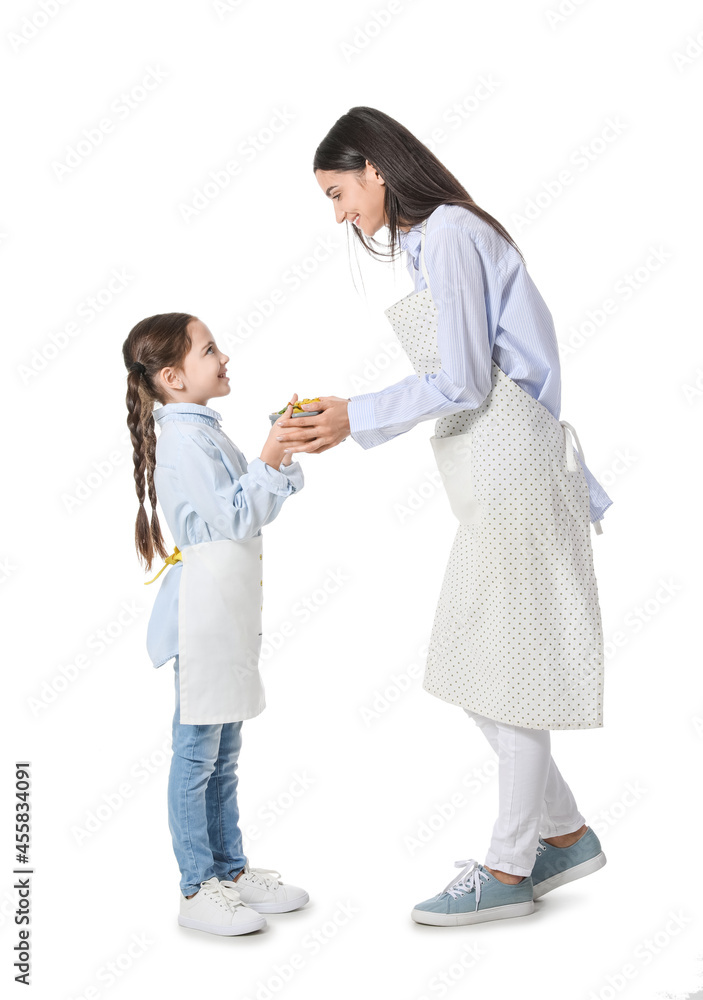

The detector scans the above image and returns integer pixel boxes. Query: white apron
[385,221,605,730]
[176,535,266,724]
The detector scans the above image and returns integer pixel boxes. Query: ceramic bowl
[269,409,321,426]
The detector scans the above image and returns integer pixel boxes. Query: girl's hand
[274,395,351,455]
[260,394,298,469]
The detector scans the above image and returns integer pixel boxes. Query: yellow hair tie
[144,545,182,584]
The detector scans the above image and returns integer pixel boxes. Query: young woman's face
[316,160,390,237]
[160,319,230,405]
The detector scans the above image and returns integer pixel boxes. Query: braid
[125,371,155,570]
[122,311,195,573]
[140,383,168,564]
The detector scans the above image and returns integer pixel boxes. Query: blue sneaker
[411,858,534,926]
[531,826,607,899]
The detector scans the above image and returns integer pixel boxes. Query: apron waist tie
[559,421,603,536]
[144,545,182,584]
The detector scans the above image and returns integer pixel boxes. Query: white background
[3,1,702,998]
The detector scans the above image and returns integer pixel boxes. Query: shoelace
[238,865,283,891]
[198,877,244,911]
[441,859,491,911]
[534,838,550,858]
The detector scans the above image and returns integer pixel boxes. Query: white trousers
[464,708,587,877]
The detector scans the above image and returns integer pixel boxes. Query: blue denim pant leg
[206,703,248,883]
[168,656,248,897]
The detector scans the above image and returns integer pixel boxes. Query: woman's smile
[315,164,387,235]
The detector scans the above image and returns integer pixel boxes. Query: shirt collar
[398,222,424,267]
[153,401,222,427]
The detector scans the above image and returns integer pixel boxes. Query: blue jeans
[168,655,248,897]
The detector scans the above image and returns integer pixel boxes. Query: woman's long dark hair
[313,105,524,265]
[122,312,195,571]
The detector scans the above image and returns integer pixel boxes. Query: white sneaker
[221,864,309,914]
[178,876,267,935]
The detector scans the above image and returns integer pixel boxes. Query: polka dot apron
[384,222,605,729]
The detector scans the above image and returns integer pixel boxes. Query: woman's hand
[275,395,351,455]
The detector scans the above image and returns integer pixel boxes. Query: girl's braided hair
[122,312,196,571]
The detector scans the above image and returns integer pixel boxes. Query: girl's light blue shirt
[346,203,613,524]
[145,402,304,668]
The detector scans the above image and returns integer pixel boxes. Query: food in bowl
[269,397,322,425]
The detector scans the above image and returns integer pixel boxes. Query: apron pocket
[430,433,484,526]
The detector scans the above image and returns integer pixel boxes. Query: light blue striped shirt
[346,203,612,524]
[144,402,304,668]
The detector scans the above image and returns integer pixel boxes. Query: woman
[275,106,612,926]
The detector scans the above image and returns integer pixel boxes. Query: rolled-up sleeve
[347,226,493,449]
[175,429,304,542]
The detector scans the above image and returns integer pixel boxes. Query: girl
[276,106,611,926]
[123,312,309,936]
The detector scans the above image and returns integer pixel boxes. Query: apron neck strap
[419,220,432,293]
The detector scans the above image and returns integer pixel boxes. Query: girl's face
[316,160,393,237]
[159,319,230,405]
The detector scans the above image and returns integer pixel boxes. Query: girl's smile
[159,318,231,405]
